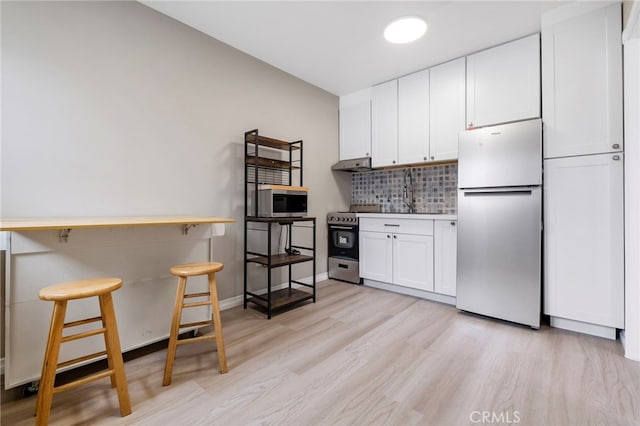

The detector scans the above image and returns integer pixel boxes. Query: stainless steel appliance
[331,157,372,172]
[456,118,542,328]
[257,185,308,217]
[327,212,361,284]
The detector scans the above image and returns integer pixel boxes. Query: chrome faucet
[403,169,415,213]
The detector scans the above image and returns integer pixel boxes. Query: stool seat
[170,262,223,277]
[39,278,123,301]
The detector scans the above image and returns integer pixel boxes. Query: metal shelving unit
[243,129,316,318]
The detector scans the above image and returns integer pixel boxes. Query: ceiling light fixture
[384,16,427,44]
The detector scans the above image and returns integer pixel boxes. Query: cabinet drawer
[360,218,433,235]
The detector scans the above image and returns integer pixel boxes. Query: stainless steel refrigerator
[456,118,542,328]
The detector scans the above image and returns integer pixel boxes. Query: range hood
[331,157,372,172]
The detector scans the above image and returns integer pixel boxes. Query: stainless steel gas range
[327,212,361,284]
[327,205,379,284]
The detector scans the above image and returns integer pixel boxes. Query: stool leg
[99,292,132,417]
[163,276,187,386]
[36,300,67,426]
[208,272,228,374]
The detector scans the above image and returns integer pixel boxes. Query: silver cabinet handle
[613,155,621,161]
[384,224,400,227]
[468,122,473,127]
[613,144,620,149]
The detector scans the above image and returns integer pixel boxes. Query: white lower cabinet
[359,230,393,283]
[434,220,457,296]
[392,233,434,291]
[360,217,458,297]
[544,153,624,330]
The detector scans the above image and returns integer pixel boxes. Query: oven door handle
[329,225,356,230]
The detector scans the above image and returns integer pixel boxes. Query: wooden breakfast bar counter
[0,216,235,389]
[0,216,236,231]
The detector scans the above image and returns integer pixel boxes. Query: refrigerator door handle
[463,189,534,196]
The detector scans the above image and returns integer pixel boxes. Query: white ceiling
[141,0,572,96]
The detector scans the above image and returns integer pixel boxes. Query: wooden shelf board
[245,134,301,150]
[247,253,314,267]
[247,288,313,311]
[246,156,300,170]
[245,216,315,224]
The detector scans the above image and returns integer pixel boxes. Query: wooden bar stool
[163,262,228,386]
[36,277,131,425]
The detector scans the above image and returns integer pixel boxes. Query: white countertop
[357,213,457,220]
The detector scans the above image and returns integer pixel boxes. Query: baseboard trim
[363,279,456,306]
[550,316,617,340]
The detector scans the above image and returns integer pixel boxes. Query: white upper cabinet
[429,58,465,161]
[542,3,622,158]
[466,34,541,129]
[371,80,398,167]
[339,88,372,160]
[398,69,430,165]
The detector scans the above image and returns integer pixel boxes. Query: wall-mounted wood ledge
[0,216,236,232]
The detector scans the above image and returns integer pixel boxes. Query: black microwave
[258,186,308,217]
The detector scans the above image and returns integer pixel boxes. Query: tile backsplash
[352,163,457,214]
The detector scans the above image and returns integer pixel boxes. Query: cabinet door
[542,3,622,158]
[339,89,372,160]
[466,34,540,128]
[429,58,465,161]
[434,220,457,296]
[372,80,398,167]
[398,70,429,165]
[544,153,624,328]
[392,233,434,292]
[359,231,393,282]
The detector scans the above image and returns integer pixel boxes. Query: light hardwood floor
[2,280,639,425]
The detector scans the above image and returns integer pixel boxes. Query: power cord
[282,224,301,255]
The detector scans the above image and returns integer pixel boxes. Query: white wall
[1,1,350,300]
